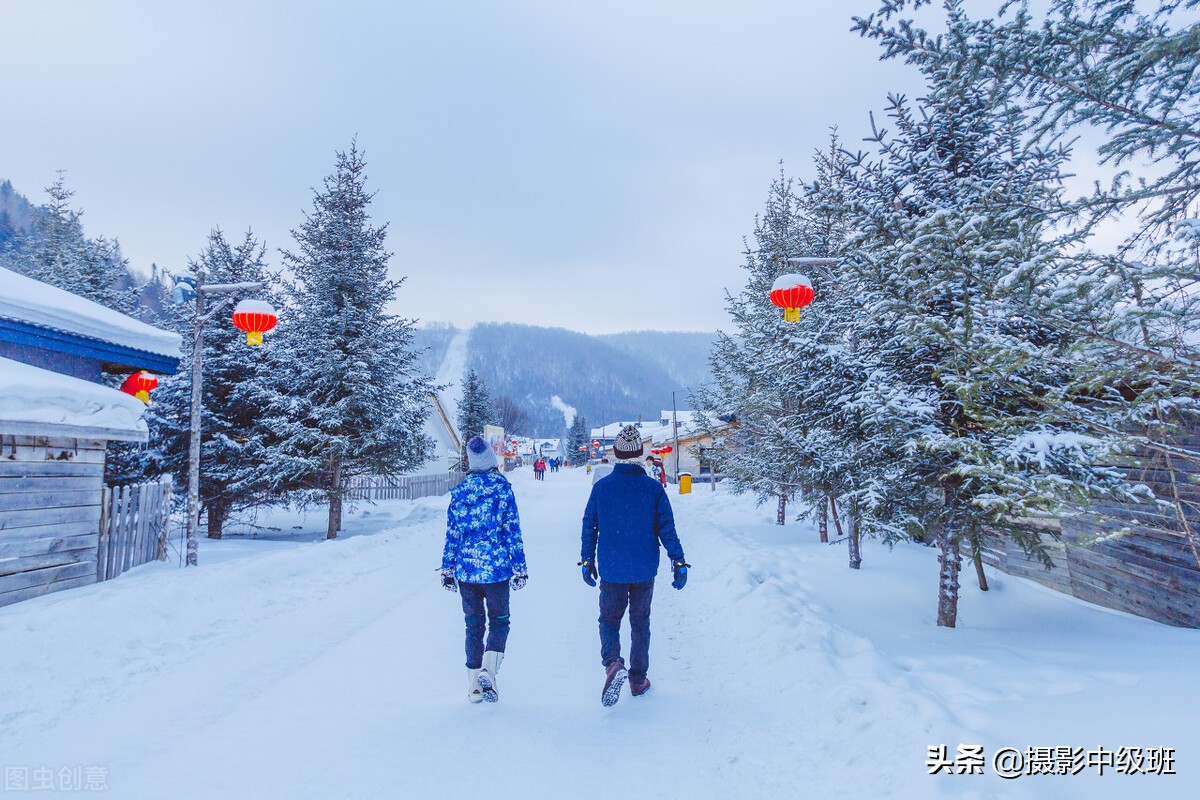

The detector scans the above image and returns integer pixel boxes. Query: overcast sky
[1,0,926,335]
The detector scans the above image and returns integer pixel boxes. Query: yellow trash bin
[679,473,692,494]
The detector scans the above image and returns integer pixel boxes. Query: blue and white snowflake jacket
[441,469,528,585]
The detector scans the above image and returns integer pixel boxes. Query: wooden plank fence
[98,477,173,582]
[345,472,464,502]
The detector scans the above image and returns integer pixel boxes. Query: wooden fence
[983,427,1200,628]
[98,477,173,582]
[345,472,464,502]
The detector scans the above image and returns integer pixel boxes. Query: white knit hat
[466,436,498,471]
[612,425,644,459]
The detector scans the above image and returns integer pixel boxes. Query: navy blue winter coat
[581,463,685,584]
[442,470,528,584]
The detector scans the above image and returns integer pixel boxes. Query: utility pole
[180,276,264,567]
[671,391,680,482]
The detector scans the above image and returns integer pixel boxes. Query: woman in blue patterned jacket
[440,436,529,703]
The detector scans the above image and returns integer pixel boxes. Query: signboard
[483,424,506,473]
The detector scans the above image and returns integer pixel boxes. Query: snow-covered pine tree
[566,413,589,465]
[264,142,434,539]
[693,171,809,525]
[3,173,138,314]
[456,368,495,443]
[841,12,1136,626]
[855,0,1200,570]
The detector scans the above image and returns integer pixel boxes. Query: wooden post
[97,486,111,582]
[157,476,172,561]
[185,283,205,568]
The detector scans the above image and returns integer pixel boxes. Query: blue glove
[579,560,598,587]
[671,560,689,590]
[511,573,528,591]
[439,568,457,593]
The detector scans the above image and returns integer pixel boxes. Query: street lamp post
[177,274,264,567]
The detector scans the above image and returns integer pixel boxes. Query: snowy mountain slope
[0,471,1195,799]
[414,323,714,435]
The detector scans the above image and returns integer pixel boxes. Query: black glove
[579,559,598,587]
[511,572,528,591]
[671,560,690,590]
[439,568,458,593]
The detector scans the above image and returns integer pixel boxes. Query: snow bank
[0,356,148,438]
[0,266,182,359]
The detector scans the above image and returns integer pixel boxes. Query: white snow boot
[468,668,484,704]
[478,650,503,703]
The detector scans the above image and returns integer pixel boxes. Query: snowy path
[2,469,1197,799]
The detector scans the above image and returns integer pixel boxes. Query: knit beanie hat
[466,436,498,471]
[612,425,644,460]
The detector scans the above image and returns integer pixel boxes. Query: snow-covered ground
[432,326,471,419]
[1,468,1196,799]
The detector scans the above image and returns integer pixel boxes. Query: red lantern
[769,274,814,322]
[232,299,278,346]
[120,371,158,403]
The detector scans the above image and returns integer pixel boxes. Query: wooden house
[0,267,181,607]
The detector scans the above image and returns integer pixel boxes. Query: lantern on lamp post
[232,300,278,346]
[769,274,814,322]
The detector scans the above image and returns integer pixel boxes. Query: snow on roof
[0,266,182,359]
[0,356,149,441]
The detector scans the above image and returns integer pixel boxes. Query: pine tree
[4,173,138,314]
[693,170,813,527]
[841,10,1137,626]
[566,413,589,465]
[456,368,495,443]
[262,142,434,539]
[856,0,1200,571]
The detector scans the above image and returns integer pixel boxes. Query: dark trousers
[599,579,655,680]
[460,581,511,669]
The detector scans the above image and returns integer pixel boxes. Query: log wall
[0,435,105,608]
[984,429,1200,628]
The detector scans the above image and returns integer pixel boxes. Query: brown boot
[630,675,651,697]
[601,659,628,707]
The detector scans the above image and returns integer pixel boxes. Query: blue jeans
[460,581,511,669]
[599,579,655,680]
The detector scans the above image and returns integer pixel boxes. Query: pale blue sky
[1,0,921,334]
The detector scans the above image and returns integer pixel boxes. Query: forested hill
[0,180,37,250]
[413,323,715,436]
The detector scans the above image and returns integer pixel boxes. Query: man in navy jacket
[580,425,688,706]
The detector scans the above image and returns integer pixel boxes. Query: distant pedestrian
[645,455,666,487]
[591,456,613,485]
[441,436,529,704]
[581,425,688,706]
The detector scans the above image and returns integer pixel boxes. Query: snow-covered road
[2,468,1196,799]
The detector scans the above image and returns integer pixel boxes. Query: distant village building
[415,392,461,476]
[0,267,181,607]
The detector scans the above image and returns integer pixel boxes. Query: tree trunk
[973,548,989,592]
[936,523,962,628]
[818,496,829,543]
[206,498,226,540]
[829,494,845,541]
[327,456,343,540]
[776,491,786,526]
[847,495,862,570]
